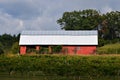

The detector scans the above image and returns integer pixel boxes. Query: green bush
[52,45,62,53]
[0,48,4,55]
[98,38,112,47]
[0,42,4,55]
[39,47,48,54]
[11,42,19,54]
[1,55,120,76]
[97,43,120,54]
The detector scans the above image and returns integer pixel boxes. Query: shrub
[1,55,120,76]
[52,45,62,53]
[0,42,4,55]
[0,48,4,55]
[11,42,19,54]
[97,43,120,54]
[39,47,48,54]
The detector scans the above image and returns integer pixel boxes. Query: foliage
[52,45,62,53]
[97,43,120,54]
[98,38,106,47]
[0,42,4,55]
[57,9,120,46]
[11,42,19,54]
[0,48,4,55]
[0,34,20,53]
[38,46,62,54]
[57,9,100,30]
[1,55,120,77]
[39,47,49,54]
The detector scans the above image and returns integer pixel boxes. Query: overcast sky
[0,0,119,34]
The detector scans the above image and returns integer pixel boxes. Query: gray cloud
[0,11,25,34]
[0,0,119,34]
[0,0,42,19]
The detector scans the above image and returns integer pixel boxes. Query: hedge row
[0,55,120,76]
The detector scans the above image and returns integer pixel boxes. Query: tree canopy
[57,9,120,46]
[57,9,101,30]
[0,34,20,53]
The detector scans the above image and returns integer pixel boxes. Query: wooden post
[48,46,52,53]
[20,46,26,55]
[36,46,40,54]
[36,46,40,50]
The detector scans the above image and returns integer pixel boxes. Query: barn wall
[20,45,96,55]
[20,46,26,55]
[62,46,96,55]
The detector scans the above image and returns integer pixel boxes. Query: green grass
[0,72,120,80]
[97,43,120,54]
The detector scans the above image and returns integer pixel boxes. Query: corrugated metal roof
[21,30,97,36]
[19,30,98,45]
[19,35,98,45]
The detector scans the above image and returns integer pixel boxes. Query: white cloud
[19,20,23,27]
[101,6,113,13]
[0,11,25,34]
[24,16,60,30]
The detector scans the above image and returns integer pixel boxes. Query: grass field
[0,72,120,80]
[97,43,120,54]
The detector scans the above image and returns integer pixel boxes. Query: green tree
[0,33,20,53]
[0,34,14,49]
[11,42,19,54]
[98,11,120,40]
[0,48,4,55]
[57,9,101,30]
[105,11,120,39]
[0,42,4,55]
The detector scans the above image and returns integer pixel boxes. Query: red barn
[19,30,98,55]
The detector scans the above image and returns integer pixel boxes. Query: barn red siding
[36,46,40,50]
[62,46,96,55]
[20,46,26,55]
[20,45,96,55]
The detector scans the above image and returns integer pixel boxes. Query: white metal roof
[19,30,98,45]
[21,30,97,36]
